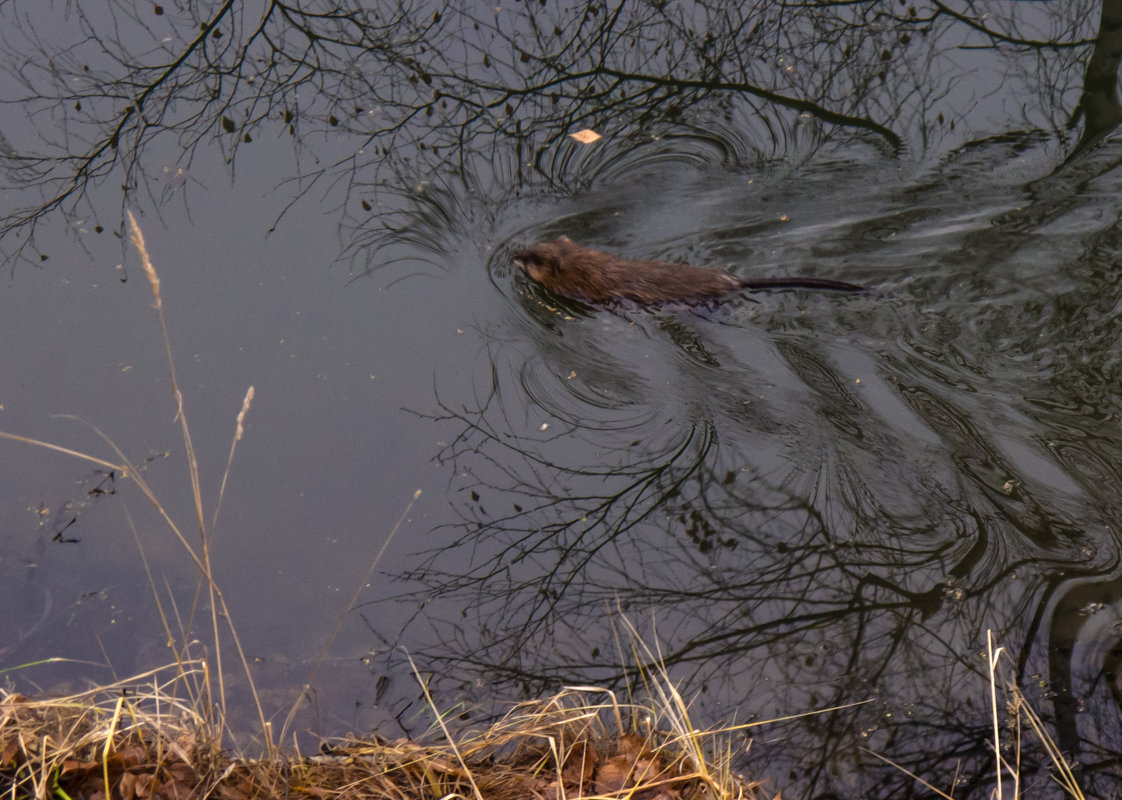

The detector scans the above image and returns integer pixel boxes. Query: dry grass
[0,661,765,800]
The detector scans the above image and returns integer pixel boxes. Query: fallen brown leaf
[560,739,599,787]
[569,128,601,144]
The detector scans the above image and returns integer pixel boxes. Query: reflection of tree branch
[381,303,1122,793]
[3,1,241,242]
[406,383,963,676]
[475,66,903,151]
[4,1,1098,264]
[0,1,438,258]
[930,1,1094,49]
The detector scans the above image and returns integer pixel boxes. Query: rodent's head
[512,236,573,288]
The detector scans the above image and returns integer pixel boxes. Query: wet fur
[512,236,866,306]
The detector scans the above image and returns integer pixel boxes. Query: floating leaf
[569,128,601,144]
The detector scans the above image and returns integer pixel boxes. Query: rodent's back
[513,236,742,305]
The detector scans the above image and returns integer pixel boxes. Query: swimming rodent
[512,236,868,306]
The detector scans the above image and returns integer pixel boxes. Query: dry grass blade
[988,630,1007,800]
[406,651,484,800]
[124,211,271,751]
[125,210,202,538]
[871,630,1086,800]
[1009,686,1086,800]
[862,747,956,800]
[210,385,255,537]
[277,489,423,746]
[0,431,125,474]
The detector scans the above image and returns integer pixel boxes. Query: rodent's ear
[556,235,573,244]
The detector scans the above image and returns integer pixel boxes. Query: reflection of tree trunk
[1045,576,1122,760]
[1070,0,1122,158]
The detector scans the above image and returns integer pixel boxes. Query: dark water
[2,2,1121,797]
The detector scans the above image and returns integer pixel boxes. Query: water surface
[1,2,1120,797]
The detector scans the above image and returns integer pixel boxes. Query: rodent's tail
[738,276,870,293]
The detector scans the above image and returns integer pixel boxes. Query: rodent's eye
[513,248,556,279]
[528,255,554,274]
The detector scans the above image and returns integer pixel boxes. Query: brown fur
[512,236,866,306]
